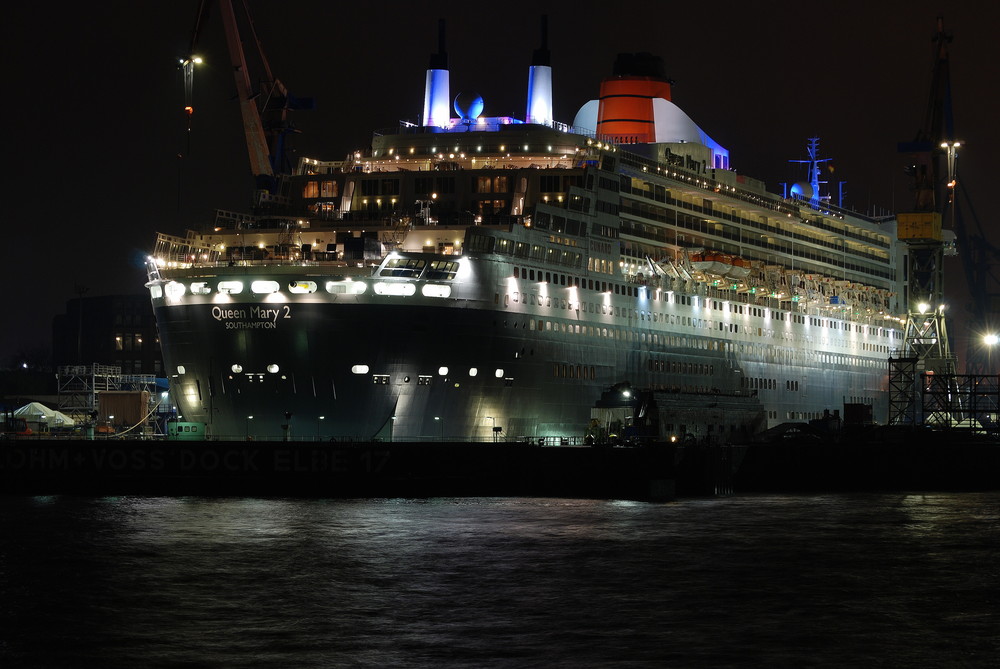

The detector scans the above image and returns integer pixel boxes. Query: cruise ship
[146,21,904,441]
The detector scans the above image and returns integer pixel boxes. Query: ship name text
[211,305,291,329]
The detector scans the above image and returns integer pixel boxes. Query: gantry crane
[896,17,958,375]
[890,18,1000,431]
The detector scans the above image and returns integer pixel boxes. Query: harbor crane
[891,17,1000,431]
[897,18,1000,375]
[896,17,959,375]
[181,0,313,200]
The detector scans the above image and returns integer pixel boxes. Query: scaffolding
[57,364,161,434]
[888,355,999,436]
[888,356,919,426]
[922,373,999,437]
[57,364,123,420]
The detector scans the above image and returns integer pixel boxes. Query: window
[424,260,459,280]
[379,258,426,278]
[414,177,433,195]
[539,175,560,192]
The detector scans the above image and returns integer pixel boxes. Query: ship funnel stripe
[599,94,657,101]
[599,118,655,124]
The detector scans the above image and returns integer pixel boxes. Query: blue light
[453,92,484,120]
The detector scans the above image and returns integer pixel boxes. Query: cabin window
[217,281,243,295]
[251,280,281,294]
[326,281,366,295]
[380,258,426,278]
[421,284,451,298]
[425,260,459,280]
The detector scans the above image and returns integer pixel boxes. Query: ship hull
[152,257,892,441]
[157,299,616,440]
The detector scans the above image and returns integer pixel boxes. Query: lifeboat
[725,256,751,279]
[690,251,731,275]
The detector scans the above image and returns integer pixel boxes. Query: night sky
[4,0,998,367]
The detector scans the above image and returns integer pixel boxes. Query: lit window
[165,282,186,301]
[190,282,212,295]
[438,367,449,376]
[351,365,370,374]
[374,282,417,296]
[266,364,280,373]
[468,368,478,377]
[326,281,366,295]
[149,285,163,299]
[288,280,318,294]
[495,369,504,378]
[231,364,242,373]
[176,365,186,375]
[218,281,244,295]
[251,280,281,294]
[421,284,452,298]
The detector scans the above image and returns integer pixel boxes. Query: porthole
[165,282,186,301]
[218,280,244,295]
[251,280,281,294]
[288,280,318,294]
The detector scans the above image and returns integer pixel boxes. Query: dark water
[1,493,998,668]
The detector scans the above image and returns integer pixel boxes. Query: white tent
[13,402,76,427]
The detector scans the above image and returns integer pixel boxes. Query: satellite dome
[453,92,484,120]
[790,181,813,200]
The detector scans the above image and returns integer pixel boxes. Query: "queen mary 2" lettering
[211,305,291,329]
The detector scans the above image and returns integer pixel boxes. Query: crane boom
[217,0,274,182]
[182,0,313,195]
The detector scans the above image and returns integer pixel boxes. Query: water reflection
[2,493,997,668]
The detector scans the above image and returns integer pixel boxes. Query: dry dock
[2,429,997,500]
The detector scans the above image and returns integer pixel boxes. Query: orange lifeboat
[725,256,751,279]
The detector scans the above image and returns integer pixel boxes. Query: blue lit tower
[789,137,830,209]
[422,19,450,127]
[525,15,553,126]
